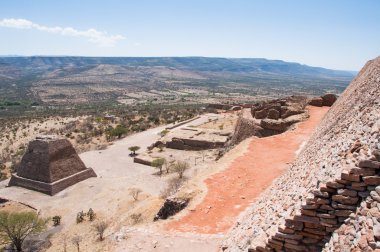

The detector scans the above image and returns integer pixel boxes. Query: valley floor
[0,106,329,252]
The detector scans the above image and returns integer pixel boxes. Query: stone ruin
[222,56,380,251]
[8,135,97,195]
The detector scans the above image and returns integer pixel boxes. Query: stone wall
[253,159,380,252]
[9,168,97,196]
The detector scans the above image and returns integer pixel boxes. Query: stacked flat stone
[249,159,380,252]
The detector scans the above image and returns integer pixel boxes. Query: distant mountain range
[0,56,355,104]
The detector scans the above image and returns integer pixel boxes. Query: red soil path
[167,106,330,234]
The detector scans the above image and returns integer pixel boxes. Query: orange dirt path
[167,106,330,234]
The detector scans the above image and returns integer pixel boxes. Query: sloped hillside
[222,57,380,251]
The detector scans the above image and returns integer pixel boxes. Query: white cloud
[0,18,125,47]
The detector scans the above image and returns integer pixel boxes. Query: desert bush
[129,188,142,201]
[159,129,169,137]
[164,159,175,174]
[93,221,108,241]
[173,161,190,179]
[0,211,48,252]
[130,213,142,224]
[76,211,85,223]
[52,215,61,226]
[87,208,96,221]
[160,177,186,198]
[157,143,165,152]
[71,235,82,252]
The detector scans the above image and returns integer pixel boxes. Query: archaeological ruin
[8,135,97,195]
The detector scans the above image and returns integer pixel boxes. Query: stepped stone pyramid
[8,135,97,195]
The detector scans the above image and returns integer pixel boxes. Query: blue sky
[0,0,379,70]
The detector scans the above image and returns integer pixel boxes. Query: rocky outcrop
[309,97,324,107]
[154,198,189,221]
[321,94,337,107]
[8,135,96,195]
[251,96,307,120]
[308,94,338,107]
[222,56,380,251]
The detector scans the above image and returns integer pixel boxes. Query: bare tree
[173,161,190,179]
[129,188,142,201]
[71,235,82,252]
[93,221,109,241]
[200,150,207,162]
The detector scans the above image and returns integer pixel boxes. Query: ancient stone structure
[222,57,380,251]
[260,159,380,251]
[228,96,309,146]
[8,135,97,195]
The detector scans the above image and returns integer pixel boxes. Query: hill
[0,56,354,105]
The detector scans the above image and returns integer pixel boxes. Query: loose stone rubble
[154,198,189,221]
[222,56,380,251]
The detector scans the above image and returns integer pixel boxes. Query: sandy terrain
[167,106,329,234]
[0,107,329,251]
[0,114,223,251]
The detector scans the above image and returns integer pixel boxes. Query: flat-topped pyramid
[8,135,96,195]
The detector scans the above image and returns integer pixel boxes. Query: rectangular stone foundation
[8,168,97,196]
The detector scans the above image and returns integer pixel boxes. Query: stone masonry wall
[258,159,380,252]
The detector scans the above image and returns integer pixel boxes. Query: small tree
[173,161,190,179]
[129,188,142,201]
[128,146,140,156]
[71,235,82,252]
[93,221,109,241]
[152,158,165,175]
[0,211,48,252]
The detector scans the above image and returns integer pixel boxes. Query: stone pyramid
[8,135,96,195]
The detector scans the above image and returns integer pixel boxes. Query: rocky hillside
[0,56,353,104]
[222,56,380,251]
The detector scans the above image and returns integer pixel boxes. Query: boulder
[308,97,324,107]
[321,94,337,106]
